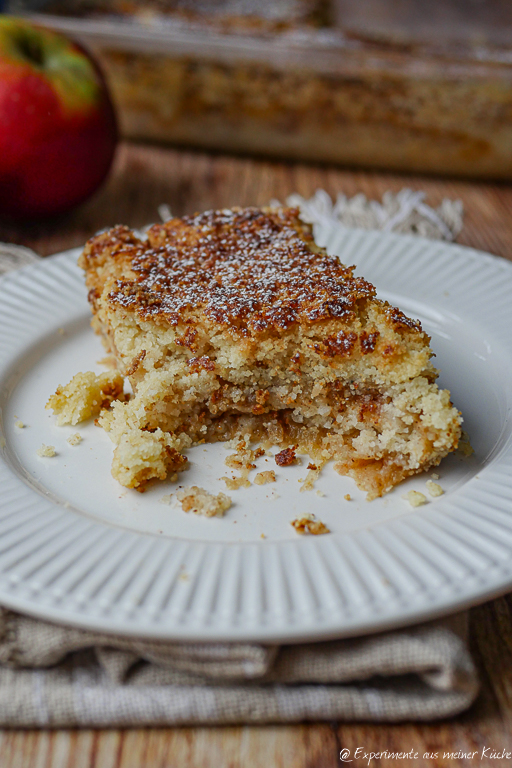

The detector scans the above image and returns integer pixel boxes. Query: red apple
[0,17,117,219]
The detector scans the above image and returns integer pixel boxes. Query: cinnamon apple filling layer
[98,363,458,498]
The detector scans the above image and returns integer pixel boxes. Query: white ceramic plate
[1,225,511,642]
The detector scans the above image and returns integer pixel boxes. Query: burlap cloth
[0,190,478,727]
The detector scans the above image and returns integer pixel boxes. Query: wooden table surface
[1,143,512,768]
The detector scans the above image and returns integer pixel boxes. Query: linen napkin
[0,190,477,727]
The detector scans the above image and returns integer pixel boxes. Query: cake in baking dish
[70,205,461,496]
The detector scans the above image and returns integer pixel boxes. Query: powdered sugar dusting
[103,207,375,335]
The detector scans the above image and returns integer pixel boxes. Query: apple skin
[0,17,117,219]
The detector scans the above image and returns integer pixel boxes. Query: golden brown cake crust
[81,207,388,336]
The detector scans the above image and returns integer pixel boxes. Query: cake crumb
[46,370,125,426]
[222,475,251,490]
[344,494,351,501]
[177,486,231,517]
[111,428,188,491]
[260,533,266,539]
[67,433,82,446]
[15,420,25,429]
[225,454,249,470]
[222,438,261,488]
[316,490,325,498]
[402,490,428,507]
[159,493,174,504]
[291,513,330,535]
[275,447,297,467]
[37,444,56,458]
[300,458,325,492]
[254,470,276,485]
[431,472,440,480]
[426,480,444,497]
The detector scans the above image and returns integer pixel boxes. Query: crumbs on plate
[426,480,444,497]
[291,513,330,536]
[402,490,427,507]
[177,486,232,517]
[37,444,56,458]
[254,470,276,485]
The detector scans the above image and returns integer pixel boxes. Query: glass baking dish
[10,1,512,178]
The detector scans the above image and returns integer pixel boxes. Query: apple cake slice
[77,206,461,497]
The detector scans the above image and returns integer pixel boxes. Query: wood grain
[1,142,512,768]
[1,142,512,261]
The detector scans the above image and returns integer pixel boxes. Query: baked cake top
[81,206,422,338]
